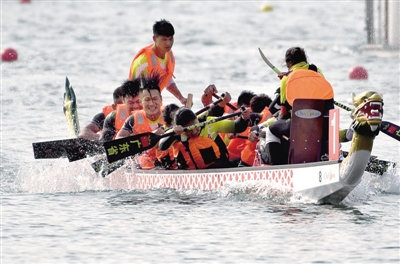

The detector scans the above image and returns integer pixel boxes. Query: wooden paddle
[103,110,243,163]
[186,93,193,109]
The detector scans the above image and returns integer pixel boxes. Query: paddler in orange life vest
[157,92,235,170]
[100,78,142,142]
[158,107,251,170]
[260,47,334,165]
[155,103,180,169]
[128,19,187,106]
[223,90,258,158]
[115,74,165,170]
[78,86,123,140]
[201,88,256,148]
[237,94,273,166]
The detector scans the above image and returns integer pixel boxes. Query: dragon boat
[102,90,385,204]
[32,79,396,204]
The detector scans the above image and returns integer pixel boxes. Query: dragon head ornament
[350,91,383,137]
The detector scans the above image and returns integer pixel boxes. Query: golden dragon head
[350,91,383,135]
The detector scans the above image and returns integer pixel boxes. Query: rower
[115,74,165,170]
[78,86,123,140]
[158,106,251,170]
[100,78,142,142]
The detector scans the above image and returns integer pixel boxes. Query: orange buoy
[1,48,18,62]
[349,66,368,80]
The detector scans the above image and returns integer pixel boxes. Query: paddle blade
[342,151,395,175]
[91,157,126,177]
[103,132,166,163]
[380,121,400,142]
[32,139,71,159]
[32,138,103,161]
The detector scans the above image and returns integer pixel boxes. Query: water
[1,1,400,263]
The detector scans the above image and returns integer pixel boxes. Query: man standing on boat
[128,19,187,106]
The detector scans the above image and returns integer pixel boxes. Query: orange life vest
[286,69,334,106]
[173,136,221,170]
[114,104,130,134]
[240,107,273,165]
[102,105,114,117]
[223,102,238,114]
[156,147,175,169]
[132,110,164,170]
[226,127,250,160]
[128,44,175,90]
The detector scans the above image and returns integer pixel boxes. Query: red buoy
[20,0,31,3]
[349,66,368,80]
[1,48,18,62]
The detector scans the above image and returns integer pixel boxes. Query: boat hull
[107,160,357,203]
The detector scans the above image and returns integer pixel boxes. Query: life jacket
[114,104,130,134]
[226,127,250,160]
[102,105,114,117]
[132,110,164,170]
[128,44,175,90]
[285,64,334,107]
[241,107,273,165]
[173,136,221,170]
[197,115,230,161]
[223,102,238,114]
[155,147,175,169]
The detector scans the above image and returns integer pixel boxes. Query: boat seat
[288,99,325,164]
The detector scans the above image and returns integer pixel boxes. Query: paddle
[32,138,104,162]
[212,93,238,111]
[258,47,400,142]
[103,110,244,163]
[380,121,400,142]
[186,93,193,109]
[33,77,104,162]
[195,97,223,115]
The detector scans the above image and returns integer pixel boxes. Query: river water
[1,1,399,263]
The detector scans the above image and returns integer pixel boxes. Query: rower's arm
[166,82,186,105]
[233,115,250,133]
[115,116,135,139]
[100,112,117,142]
[78,112,105,140]
[79,123,101,140]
